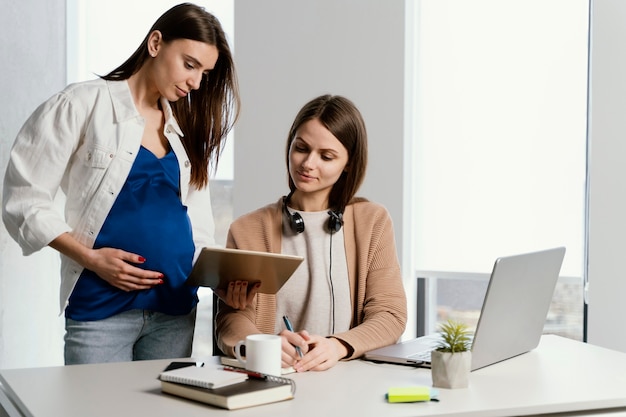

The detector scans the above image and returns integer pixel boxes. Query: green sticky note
[387,386,431,403]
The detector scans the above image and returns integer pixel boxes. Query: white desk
[2,335,626,417]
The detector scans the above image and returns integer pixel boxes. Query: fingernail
[159,273,164,278]
[138,256,146,262]
[158,279,164,284]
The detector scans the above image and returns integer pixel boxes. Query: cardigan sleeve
[214,200,408,360]
[332,203,407,359]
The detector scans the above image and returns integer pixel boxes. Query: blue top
[66,146,197,320]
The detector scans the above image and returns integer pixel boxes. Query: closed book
[159,365,247,389]
[160,376,295,410]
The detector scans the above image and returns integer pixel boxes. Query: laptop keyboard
[407,349,433,362]
[406,334,474,362]
[404,334,442,362]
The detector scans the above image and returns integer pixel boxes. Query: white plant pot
[431,350,471,389]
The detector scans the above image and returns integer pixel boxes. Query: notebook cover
[159,365,247,389]
[161,377,294,410]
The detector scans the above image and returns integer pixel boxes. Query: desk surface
[2,335,626,417]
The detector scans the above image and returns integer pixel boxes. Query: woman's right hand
[49,233,163,292]
[214,280,261,309]
[85,247,164,291]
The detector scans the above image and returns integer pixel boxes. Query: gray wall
[0,1,67,368]
[586,0,626,351]
[232,0,411,330]
[232,1,407,247]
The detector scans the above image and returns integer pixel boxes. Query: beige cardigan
[215,198,407,360]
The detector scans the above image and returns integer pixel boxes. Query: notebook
[364,247,566,371]
[159,362,295,410]
[159,362,247,389]
[186,247,304,294]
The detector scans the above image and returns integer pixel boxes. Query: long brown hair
[102,3,240,188]
[285,95,368,211]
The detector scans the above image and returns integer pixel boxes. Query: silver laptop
[364,247,566,371]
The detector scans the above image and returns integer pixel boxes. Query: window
[408,0,589,340]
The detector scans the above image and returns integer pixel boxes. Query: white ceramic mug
[234,334,282,376]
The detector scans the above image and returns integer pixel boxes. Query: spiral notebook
[159,364,247,389]
[159,362,295,410]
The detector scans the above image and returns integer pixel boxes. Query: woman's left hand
[214,280,260,309]
[292,335,348,372]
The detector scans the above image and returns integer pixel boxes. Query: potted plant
[431,319,473,389]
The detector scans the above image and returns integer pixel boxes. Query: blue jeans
[64,308,196,365]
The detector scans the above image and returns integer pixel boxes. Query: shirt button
[166,128,172,134]
[109,153,114,158]
[184,160,190,168]
[86,152,92,161]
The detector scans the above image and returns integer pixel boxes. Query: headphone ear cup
[291,211,305,234]
[283,196,305,233]
[327,210,343,233]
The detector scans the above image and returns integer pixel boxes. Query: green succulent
[435,319,472,353]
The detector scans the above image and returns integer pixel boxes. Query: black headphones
[282,194,343,234]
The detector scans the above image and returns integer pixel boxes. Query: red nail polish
[138,256,146,262]
[158,279,164,284]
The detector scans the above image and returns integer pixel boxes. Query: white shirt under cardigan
[2,79,216,313]
[275,209,351,336]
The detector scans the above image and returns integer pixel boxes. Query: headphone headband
[282,195,343,234]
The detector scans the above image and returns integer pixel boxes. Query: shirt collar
[160,97,185,137]
[107,80,184,137]
[107,80,138,123]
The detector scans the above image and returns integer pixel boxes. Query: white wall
[0,1,66,368]
[586,0,626,351]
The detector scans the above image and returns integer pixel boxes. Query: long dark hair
[286,95,368,211]
[102,3,240,188]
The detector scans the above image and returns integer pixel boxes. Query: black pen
[282,315,304,358]
[223,365,267,380]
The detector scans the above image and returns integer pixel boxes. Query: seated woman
[215,94,407,372]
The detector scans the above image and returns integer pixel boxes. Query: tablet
[186,247,304,294]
